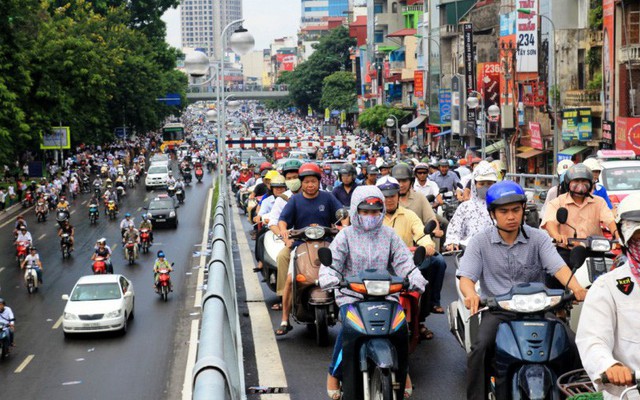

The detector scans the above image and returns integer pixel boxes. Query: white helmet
[556,159,574,176]
[616,192,640,245]
[582,157,602,172]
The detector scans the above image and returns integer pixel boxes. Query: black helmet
[0,298,5,305]
[564,163,594,191]
[391,163,412,180]
[338,164,356,176]
[357,196,384,211]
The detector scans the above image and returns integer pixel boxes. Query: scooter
[436,185,461,222]
[107,200,117,220]
[116,183,126,198]
[92,256,107,275]
[140,229,151,254]
[56,208,70,228]
[155,263,174,302]
[195,167,204,183]
[24,264,39,293]
[318,247,420,400]
[60,233,72,259]
[127,174,135,188]
[82,177,91,193]
[15,241,29,265]
[35,201,48,222]
[477,246,588,400]
[260,230,285,293]
[93,183,101,197]
[175,187,185,204]
[21,190,35,208]
[0,322,11,358]
[124,241,137,265]
[89,203,99,224]
[183,168,192,185]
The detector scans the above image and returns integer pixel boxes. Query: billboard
[603,0,615,121]
[615,117,640,154]
[499,12,517,107]
[41,127,71,150]
[477,62,501,112]
[463,23,476,123]
[561,108,592,141]
[516,0,539,72]
[414,70,424,98]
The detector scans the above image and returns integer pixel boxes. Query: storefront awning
[405,115,426,129]
[516,149,546,159]
[484,139,506,155]
[433,129,452,137]
[559,146,589,156]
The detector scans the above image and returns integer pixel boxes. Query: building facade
[301,0,351,27]
[180,0,242,60]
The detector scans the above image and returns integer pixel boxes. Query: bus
[160,122,185,152]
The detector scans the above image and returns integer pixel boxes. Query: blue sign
[500,12,517,36]
[557,153,572,162]
[157,93,181,106]
[114,127,129,139]
[438,89,452,123]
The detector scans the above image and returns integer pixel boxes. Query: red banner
[477,62,501,111]
[603,0,615,121]
[615,117,640,155]
[414,70,424,98]
[529,122,543,150]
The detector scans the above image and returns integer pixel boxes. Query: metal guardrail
[193,174,245,400]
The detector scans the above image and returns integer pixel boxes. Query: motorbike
[289,225,339,346]
[127,174,135,188]
[93,183,101,197]
[167,184,176,197]
[92,256,107,275]
[60,233,72,259]
[56,208,70,228]
[318,247,413,400]
[24,264,39,293]
[195,167,204,183]
[46,193,58,211]
[140,229,151,254]
[0,322,11,358]
[89,203,99,224]
[260,230,286,293]
[437,184,462,222]
[116,183,126,198]
[15,241,29,264]
[176,187,185,204]
[206,160,214,173]
[156,263,175,302]
[182,168,192,185]
[35,201,48,222]
[81,177,91,194]
[107,200,117,220]
[445,241,477,353]
[21,190,35,208]
[124,240,137,265]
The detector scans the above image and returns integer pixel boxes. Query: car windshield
[148,166,167,174]
[601,166,640,191]
[71,283,121,301]
[149,200,173,210]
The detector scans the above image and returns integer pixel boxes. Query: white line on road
[181,319,200,400]
[0,267,5,274]
[112,244,118,251]
[81,200,87,205]
[38,233,46,240]
[14,355,34,373]
[70,210,76,215]
[137,207,142,212]
[52,315,63,330]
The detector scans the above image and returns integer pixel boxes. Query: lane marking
[81,200,87,205]
[181,319,200,400]
[0,267,5,274]
[14,355,34,373]
[112,244,118,251]
[137,207,142,212]
[231,201,289,394]
[38,234,46,240]
[52,315,63,330]
[70,210,76,215]
[194,188,213,308]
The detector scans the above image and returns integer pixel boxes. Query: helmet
[556,159,574,176]
[260,168,269,177]
[413,163,429,173]
[125,213,131,218]
[366,165,380,175]
[298,163,322,180]
[0,298,5,305]
[458,159,468,166]
[438,159,449,167]
[391,163,412,180]
[141,214,147,220]
[29,246,37,252]
[376,176,400,196]
[264,170,280,181]
[357,196,384,211]
[564,163,594,189]
[379,161,392,169]
[157,251,165,258]
[448,160,455,167]
[97,238,106,245]
[19,225,26,231]
[259,162,273,172]
[282,159,303,174]
[582,157,602,172]
[486,181,527,210]
[338,164,356,176]
[270,174,287,188]
[616,193,640,245]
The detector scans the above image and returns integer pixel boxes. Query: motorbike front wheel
[315,306,329,347]
[370,367,393,400]
[162,286,168,302]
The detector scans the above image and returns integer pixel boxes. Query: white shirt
[267,190,293,227]
[120,219,134,230]
[24,254,40,267]
[0,306,15,328]
[576,263,640,399]
[413,180,439,198]
[258,195,276,217]
[16,232,32,243]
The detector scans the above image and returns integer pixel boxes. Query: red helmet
[298,163,322,180]
[259,162,273,172]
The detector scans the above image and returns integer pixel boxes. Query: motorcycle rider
[275,163,344,335]
[0,299,15,354]
[92,238,113,273]
[576,192,640,398]
[582,157,613,209]
[153,251,173,291]
[166,172,176,188]
[541,163,618,265]
[332,164,359,206]
[457,180,587,400]
[363,164,379,186]
[57,220,75,252]
[429,159,461,194]
[540,159,574,217]
[139,214,154,245]
[122,224,140,259]
[56,195,70,211]
[318,186,427,400]
[320,163,336,190]
[444,161,498,251]
[119,213,134,238]
[13,215,27,237]
[413,163,441,204]
[21,246,43,284]
[15,226,33,247]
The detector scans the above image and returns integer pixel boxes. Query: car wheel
[129,301,135,320]
[173,220,178,229]
[63,331,73,339]
[121,314,128,335]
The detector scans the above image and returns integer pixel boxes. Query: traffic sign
[114,127,129,139]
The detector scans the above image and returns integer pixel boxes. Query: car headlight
[590,239,611,252]
[64,312,78,320]
[169,211,176,218]
[498,293,561,313]
[304,226,325,240]
[104,309,122,319]
[364,280,390,296]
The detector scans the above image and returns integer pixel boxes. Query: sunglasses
[415,171,428,175]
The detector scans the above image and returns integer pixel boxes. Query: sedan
[600,159,640,205]
[62,275,135,337]
[145,194,179,228]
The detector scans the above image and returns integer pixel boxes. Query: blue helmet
[125,213,131,217]
[486,181,527,211]
[157,251,165,258]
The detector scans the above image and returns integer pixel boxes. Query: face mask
[569,181,590,196]
[476,186,489,200]
[356,213,384,231]
[285,178,301,192]
[628,238,640,262]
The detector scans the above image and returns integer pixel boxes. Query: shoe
[327,389,341,399]
[275,322,292,336]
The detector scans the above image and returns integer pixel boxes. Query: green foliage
[588,1,603,30]
[287,27,355,112]
[586,47,601,75]
[320,72,356,111]
[587,72,603,91]
[357,105,409,134]
[549,85,561,107]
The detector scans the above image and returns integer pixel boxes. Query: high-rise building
[180,0,242,59]
[301,0,350,27]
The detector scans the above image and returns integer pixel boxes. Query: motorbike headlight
[304,226,325,240]
[498,293,561,313]
[64,312,78,320]
[363,280,390,296]
[590,239,611,252]
[105,309,122,319]
[169,211,176,218]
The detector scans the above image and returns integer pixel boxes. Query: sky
[161,0,301,50]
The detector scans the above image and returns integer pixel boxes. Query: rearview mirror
[569,246,588,270]
[318,247,333,267]
[413,246,426,266]
[556,207,569,225]
[426,195,435,203]
[424,220,437,235]
[61,294,69,301]
[335,208,349,221]
[539,191,547,201]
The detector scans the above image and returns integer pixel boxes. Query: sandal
[431,305,445,314]
[404,386,413,399]
[270,303,283,311]
[327,389,341,399]
[275,322,292,336]
[419,325,434,341]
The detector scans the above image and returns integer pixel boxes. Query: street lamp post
[466,91,501,159]
[518,8,559,173]
[386,115,409,160]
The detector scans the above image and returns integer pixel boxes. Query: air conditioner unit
[501,105,515,130]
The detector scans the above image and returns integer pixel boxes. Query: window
[392,2,398,13]
[375,30,384,43]
[629,10,640,44]
[374,2,383,13]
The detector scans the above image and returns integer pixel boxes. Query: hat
[366,165,380,175]
[264,170,280,181]
[376,176,400,196]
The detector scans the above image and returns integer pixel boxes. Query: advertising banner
[615,117,640,154]
[439,89,452,124]
[41,127,71,150]
[516,0,539,72]
[477,62,501,112]
[414,70,424,98]
[602,119,614,144]
[282,55,296,72]
[499,11,516,107]
[451,75,462,134]
[603,0,615,121]
[463,23,476,123]
[561,108,592,141]
[529,122,543,150]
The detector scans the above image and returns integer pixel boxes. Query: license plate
[156,218,166,222]
[87,322,100,328]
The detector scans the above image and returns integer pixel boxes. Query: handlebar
[600,370,639,385]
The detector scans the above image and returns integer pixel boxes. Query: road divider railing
[193,174,245,400]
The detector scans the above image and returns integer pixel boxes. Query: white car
[600,159,640,206]
[149,153,170,168]
[61,275,135,337]
[145,164,170,190]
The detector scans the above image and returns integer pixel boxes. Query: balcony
[588,30,603,46]
[440,24,458,38]
[619,44,640,65]
[564,90,603,114]
[402,5,423,13]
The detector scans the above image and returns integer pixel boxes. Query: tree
[358,105,409,134]
[320,71,356,111]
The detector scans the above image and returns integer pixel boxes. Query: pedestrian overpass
[186,87,290,102]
